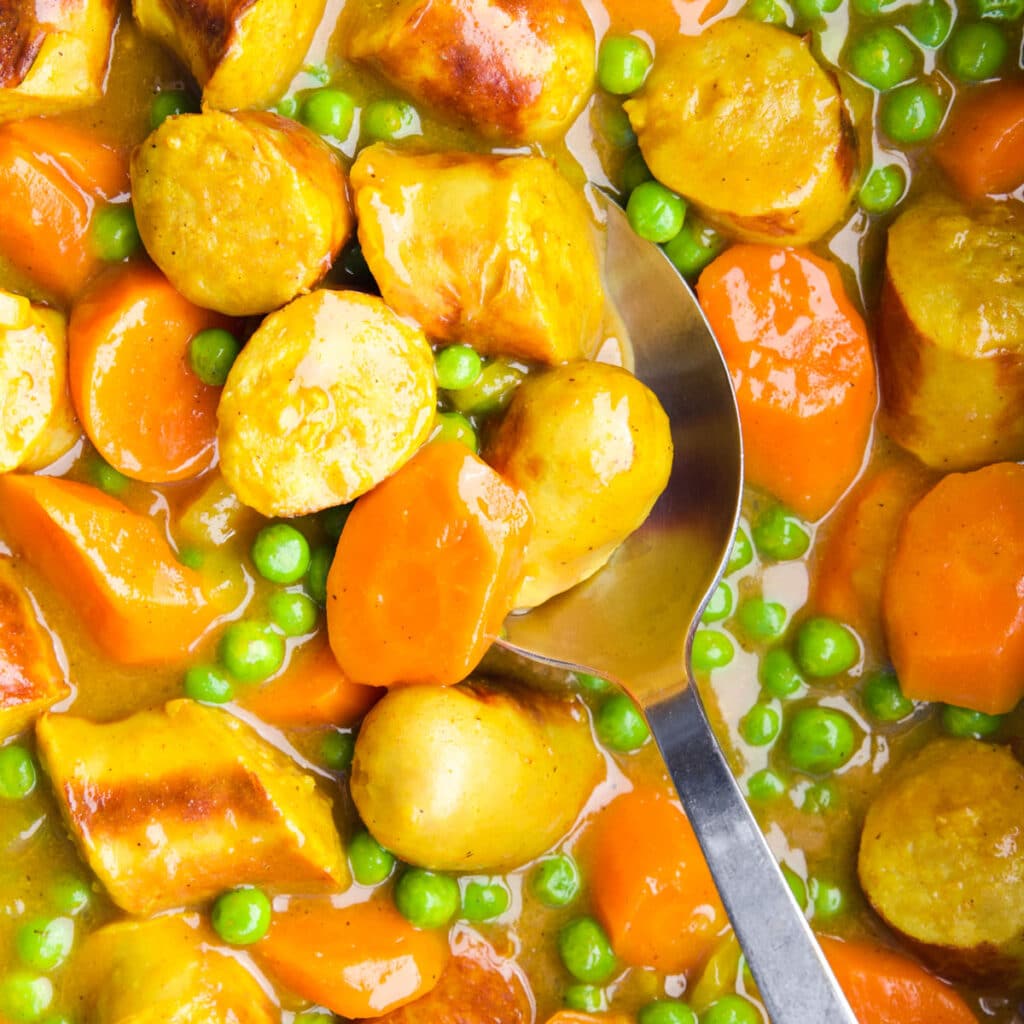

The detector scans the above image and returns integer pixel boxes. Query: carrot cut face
[69,264,231,483]
[883,462,1024,715]
[0,473,218,665]
[697,245,877,522]
[326,440,531,688]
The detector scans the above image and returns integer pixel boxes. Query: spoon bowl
[498,196,859,1024]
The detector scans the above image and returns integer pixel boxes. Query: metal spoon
[498,197,859,1024]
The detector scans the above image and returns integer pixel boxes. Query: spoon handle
[647,683,859,1024]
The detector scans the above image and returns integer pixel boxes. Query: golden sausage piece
[626,19,857,245]
[218,289,436,517]
[339,0,594,143]
[351,145,604,365]
[131,111,352,316]
[877,193,1024,470]
[858,738,1024,989]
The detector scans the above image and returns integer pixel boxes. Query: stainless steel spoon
[498,197,859,1024]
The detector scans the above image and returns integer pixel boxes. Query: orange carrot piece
[587,785,727,975]
[933,82,1024,201]
[68,265,231,483]
[241,632,383,727]
[820,937,978,1024]
[0,118,128,300]
[883,462,1024,715]
[814,459,934,652]
[255,898,450,1019]
[697,246,877,522]
[326,441,531,688]
[0,473,218,665]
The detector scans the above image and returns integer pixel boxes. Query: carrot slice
[697,246,877,522]
[0,473,218,664]
[587,785,727,975]
[820,936,978,1024]
[933,82,1024,201]
[0,118,128,300]
[883,462,1024,715]
[254,898,450,1019]
[814,459,934,652]
[241,632,383,727]
[326,441,531,688]
[68,265,231,483]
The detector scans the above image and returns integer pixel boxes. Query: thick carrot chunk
[883,462,1024,715]
[0,474,218,664]
[697,246,877,521]
[326,441,531,687]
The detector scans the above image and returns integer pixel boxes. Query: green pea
[184,664,234,704]
[803,780,837,813]
[792,0,842,21]
[787,707,857,773]
[847,27,918,89]
[744,0,789,23]
[532,853,581,908]
[691,630,735,671]
[268,590,318,637]
[49,875,92,916]
[596,692,650,752]
[975,0,1023,18]
[211,886,272,945]
[747,768,786,801]
[394,869,460,929]
[321,729,356,772]
[853,0,896,15]
[741,702,781,746]
[639,999,699,1024]
[149,88,198,129]
[92,205,141,262]
[348,829,395,886]
[293,1014,332,1024]
[432,411,479,453]
[760,649,806,699]
[299,88,355,138]
[251,523,311,584]
[565,985,606,1013]
[362,99,420,141]
[306,545,333,606]
[726,527,754,575]
[701,582,734,624]
[450,359,525,417]
[752,505,810,561]
[862,669,914,722]
[178,546,203,570]
[575,672,612,694]
[15,918,74,971]
[944,22,1007,80]
[859,164,907,214]
[435,345,483,391]
[41,1015,73,1024]
[737,597,787,642]
[621,150,653,194]
[0,972,53,1022]
[188,328,241,387]
[701,994,762,1024]
[0,745,36,799]
[941,704,1004,738]
[218,621,285,682]
[905,0,953,45]
[461,878,510,922]
[626,182,686,244]
[598,35,654,94]
[600,100,637,148]
[275,96,299,118]
[90,457,130,496]
[782,865,807,910]
[558,917,618,984]
[795,617,860,677]
[880,82,945,143]
[808,877,845,919]
[663,219,724,278]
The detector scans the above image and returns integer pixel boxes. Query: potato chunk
[36,700,349,915]
[858,738,1024,989]
[218,290,436,517]
[0,291,79,473]
[625,19,857,244]
[133,0,324,110]
[486,361,672,608]
[351,682,603,871]
[351,145,603,365]
[339,0,594,143]
[131,111,352,316]
[877,193,1024,470]
[67,915,276,1024]
[0,559,69,741]
[0,0,115,121]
